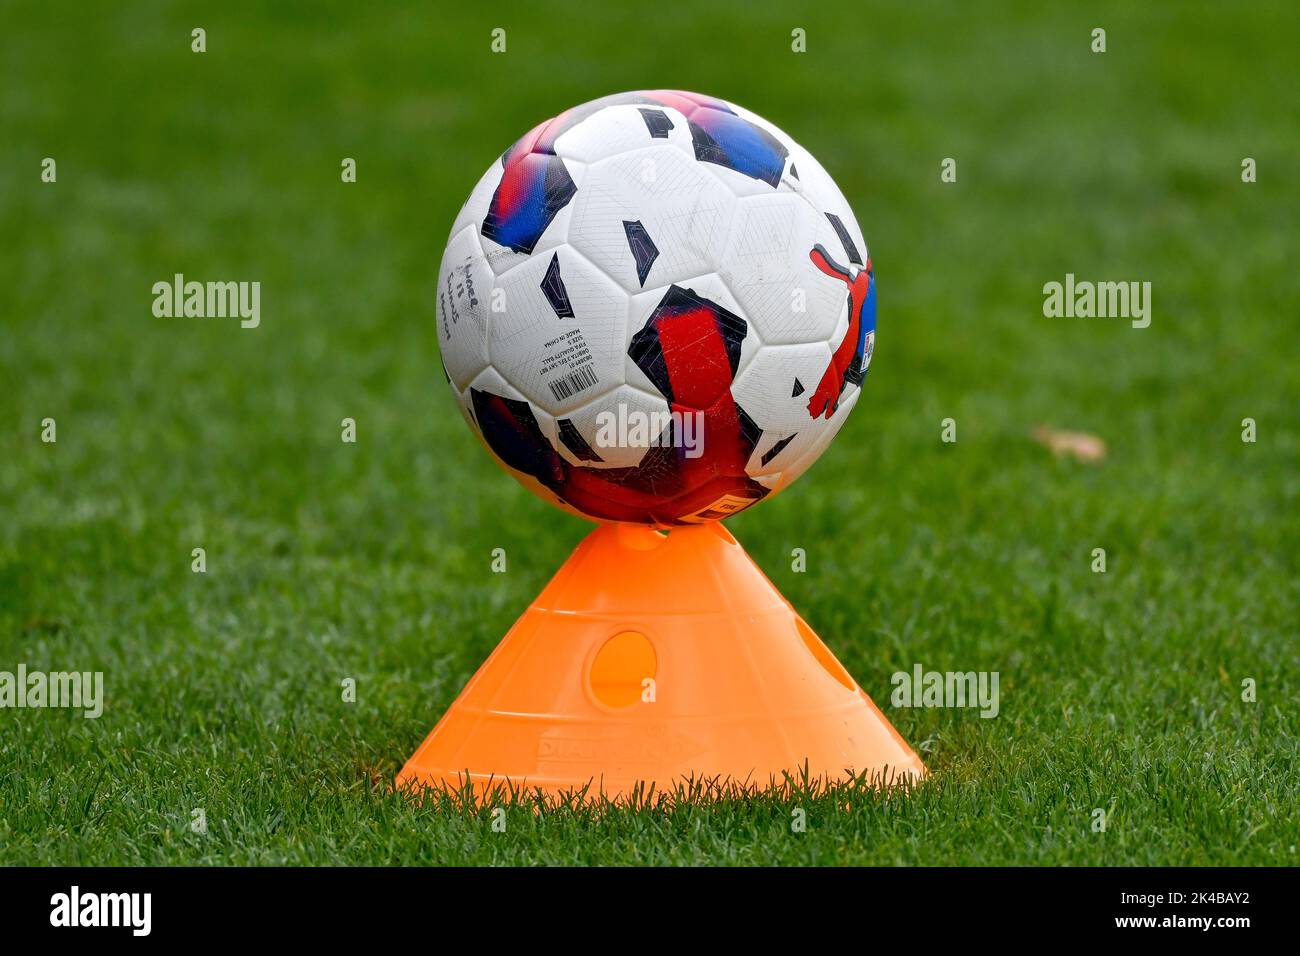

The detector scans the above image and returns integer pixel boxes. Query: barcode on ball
[547,364,599,401]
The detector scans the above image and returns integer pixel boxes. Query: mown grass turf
[0,0,1296,864]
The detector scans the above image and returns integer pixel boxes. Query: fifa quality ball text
[436,90,875,526]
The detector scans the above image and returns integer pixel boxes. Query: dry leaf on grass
[1033,425,1107,463]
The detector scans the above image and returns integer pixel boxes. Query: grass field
[1,0,1296,865]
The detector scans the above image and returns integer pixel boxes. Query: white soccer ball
[436,90,875,526]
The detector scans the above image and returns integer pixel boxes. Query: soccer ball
[436,90,875,526]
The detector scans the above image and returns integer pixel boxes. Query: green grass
[1,0,1296,865]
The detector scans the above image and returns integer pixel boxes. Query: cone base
[397,522,925,801]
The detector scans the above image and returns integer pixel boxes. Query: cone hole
[795,618,856,691]
[589,630,657,708]
[614,523,668,551]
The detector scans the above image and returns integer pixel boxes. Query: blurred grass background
[0,0,1296,863]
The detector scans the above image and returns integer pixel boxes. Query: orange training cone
[397,521,925,800]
